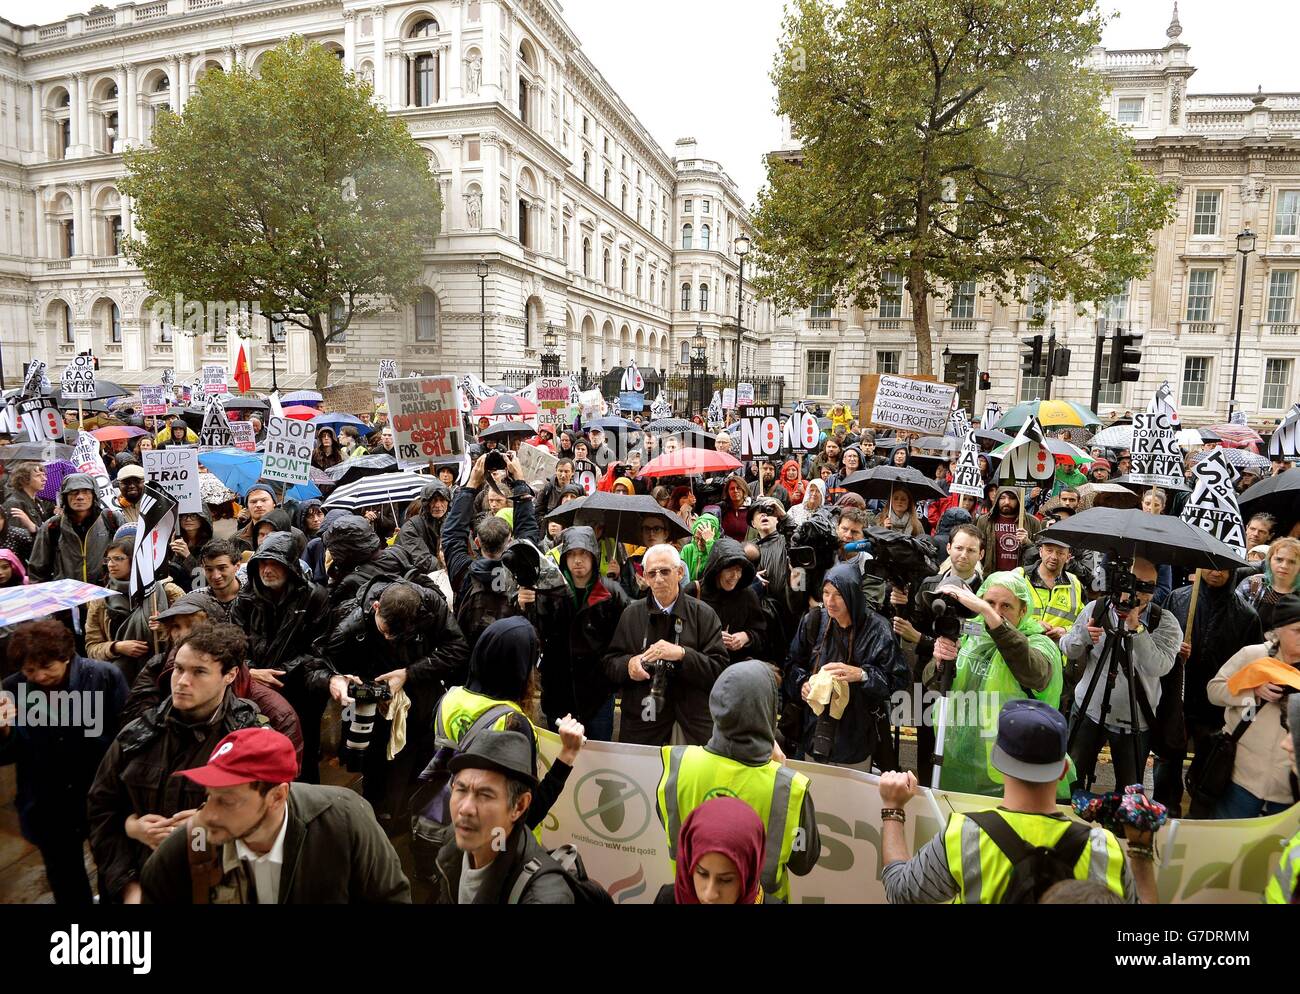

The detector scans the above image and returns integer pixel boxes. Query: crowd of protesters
[1,392,1298,907]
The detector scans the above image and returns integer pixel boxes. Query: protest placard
[722,388,736,411]
[229,421,257,453]
[202,364,228,395]
[62,354,97,399]
[199,396,233,449]
[516,440,559,483]
[996,415,1055,489]
[143,447,201,515]
[537,376,572,427]
[573,458,600,495]
[262,416,316,485]
[21,360,45,399]
[949,429,985,498]
[141,384,167,417]
[71,427,116,507]
[980,401,1003,431]
[1129,406,1183,488]
[1268,403,1300,459]
[618,391,644,413]
[385,375,464,471]
[783,410,820,451]
[378,359,398,386]
[737,382,755,406]
[578,389,605,423]
[868,374,958,435]
[1181,450,1247,556]
[739,405,781,458]
[129,482,178,600]
[620,362,645,393]
[18,397,62,442]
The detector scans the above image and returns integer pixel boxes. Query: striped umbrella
[1202,424,1265,451]
[322,471,432,512]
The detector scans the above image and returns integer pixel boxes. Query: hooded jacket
[697,537,768,664]
[681,512,721,582]
[395,482,449,565]
[239,506,308,560]
[229,533,331,681]
[975,485,1042,575]
[293,498,324,541]
[0,547,29,585]
[777,460,806,506]
[163,506,214,590]
[306,508,352,584]
[324,515,429,612]
[27,472,121,585]
[533,526,631,724]
[1165,579,1263,734]
[825,444,865,501]
[784,562,911,765]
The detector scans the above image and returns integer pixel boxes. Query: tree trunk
[908,259,933,377]
[310,313,331,392]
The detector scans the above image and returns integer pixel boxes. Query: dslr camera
[644,659,675,719]
[342,680,394,772]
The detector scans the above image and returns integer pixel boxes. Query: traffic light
[76,350,100,371]
[1021,335,1044,377]
[978,371,992,392]
[1107,327,1142,384]
[1050,347,1072,378]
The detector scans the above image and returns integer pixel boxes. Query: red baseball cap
[175,728,298,788]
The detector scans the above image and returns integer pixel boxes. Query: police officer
[879,700,1157,904]
[656,660,820,903]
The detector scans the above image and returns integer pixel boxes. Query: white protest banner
[1152,380,1181,427]
[268,391,284,420]
[129,481,178,600]
[947,406,973,442]
[737,382,756,406]
[870,374,958,435]
[140,385,167,417]
[1268,402,1300,460]
[18,396,63,442]
[385,375,464,471]
[707,391,723,427]
[143,447,201,515]
[198,396,233,449]
[378,358,398,386]
[202,364,227,396]
[71,428,116,508]
[261,416,316,485]
[62,354,97,399]
[1229,410,1248,427]
[949,429,985,498]
[515,440,560,483]
[229,420,257,453]
[739,405,781,458]
[980,401,1003,431]
[21,360,46,399]
[573,458,600,495]
[996,415,1055,489]
[533,733,1300,904]
[783,410,820,451]
[620,361,645,393]
[721,388,736,411]
[578,389,606,423]
[650,392,672,420]
[1181,450,1247,556]
[1129,409,1183,488]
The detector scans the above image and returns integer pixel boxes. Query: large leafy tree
[122,37,441,390]
[752,0,1176,376]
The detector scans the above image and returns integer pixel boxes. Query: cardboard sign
[199,396,233,449]
[515,440,560,483]
[867,373,957,436]
[62,354,97,399]
[1268,403,1300,460]
[573,458,599,495]
[996,415,1055,489]
[949,429,986,498]
[261,416,316,485]
[18,397,63,442]
[129,482,178,601]
[202,364,228,395]
[378,358,398,386]
[140,384,167,417]
[739,405,782,458]
[229,420,257,453]
[783,410,820,451]
[1129,411,1183,487]
[71,428,116,508]
[385,375,464,471]
[1181,450,1246,556]
[143,447,201,515]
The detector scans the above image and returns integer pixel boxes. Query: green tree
[122,37,441,390]
[752,0,1176,377]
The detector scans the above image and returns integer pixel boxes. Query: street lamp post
[1227,227,1256,422]
[476,256,489,382]
[268,320,280,393]
[541,322,561,378]
[691,323,707,417]
[733,235,750,395]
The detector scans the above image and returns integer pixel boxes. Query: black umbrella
[325,453,398,487]
[478,421,537,442]
[48,380,130,402]
[223,396,269,411]
[1037,508,1247,570]
[0,441,76,463]
[1109,473,1193,497]
[1238,469,1300,522]
[545,491,690,541]
[974,428,1012,447]
[839,465,948,501]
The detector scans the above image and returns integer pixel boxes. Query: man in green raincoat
[932,571,1066,797]
[681,512,720,583]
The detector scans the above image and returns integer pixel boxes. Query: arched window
[621,184,627,213]
[637,197,643,224]
[413,53,437,106]
[603,170,610,200]
[582,152,590,185]
[518,200,529,247]
[409,17,439,37]
[662,278,668,308]
[681,283,691,310]
[621,258,628,290]
[109,302,121,343]
[700,225,711,250]
[636,266,643,297]
[582,237,591,275]
[699,283,709,311]
[415,291,438,341]
[682,224,693,250]
[518,77,528,125]
[650,205,656,231]
[680,340,690,364]
[603,248,611,284]
[153,75,169,93]
[63,303,74,344]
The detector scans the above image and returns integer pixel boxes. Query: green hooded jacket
[681,512,721,583]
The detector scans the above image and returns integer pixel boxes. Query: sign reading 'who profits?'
[867,374,957,436]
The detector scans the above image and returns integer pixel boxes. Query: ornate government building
[0,0,758,392]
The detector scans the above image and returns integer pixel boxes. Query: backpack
[455,567,514,648]
[507,843,613,905]
[964,810,1093,904]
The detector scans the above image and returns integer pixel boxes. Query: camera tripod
[1065,591,1150,794]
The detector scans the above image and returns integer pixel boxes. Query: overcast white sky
[3,0,1297,204]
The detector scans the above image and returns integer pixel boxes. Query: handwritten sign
[869,374,958,435]
[385,375,464,471]
[143,447,201,515]
[261,416,316,485]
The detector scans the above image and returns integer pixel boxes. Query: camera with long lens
[1099,556,1140,612]
[342,680,393,772]
[928,590,978,642]
[811,709,838,762]
[644,659,675,718]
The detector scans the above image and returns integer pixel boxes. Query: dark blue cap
[990,699,1068,784]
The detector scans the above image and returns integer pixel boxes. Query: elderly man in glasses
[1059,557,1183,790]
[603,544,730,746]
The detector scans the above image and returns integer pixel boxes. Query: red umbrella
[473,395,538,417]
[90,425,148,442]
[281,405,320,421]
[639,449,742,478]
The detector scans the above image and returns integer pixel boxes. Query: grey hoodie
[27,472,119,584]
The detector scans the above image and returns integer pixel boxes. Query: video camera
[845,527,938,591]
[1096,556,1151,614]
[342,680,394,772]
[927,589,979,642]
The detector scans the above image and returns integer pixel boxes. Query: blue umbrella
[197,448,321,501]
[281,390,323,406]
[310,413,375,436]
